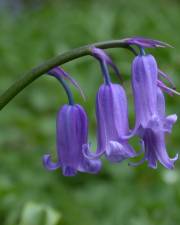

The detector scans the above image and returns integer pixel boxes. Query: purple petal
[62,166,77,176]
[96,84,130,141]
[131,54,158,128]
[79,158,102,174]
[144,121,178,169]
[43,154,61,171]
[157,87,166,118]
[82,143,105,159]
[164,114,177,133]
[158,152,178,170]
[56,104,90,175]
[105,141,136,163]
[123,37,172,48]
[156,88,177,133]
[57,105,85,170]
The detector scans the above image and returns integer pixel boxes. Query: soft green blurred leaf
[19,202,61,225]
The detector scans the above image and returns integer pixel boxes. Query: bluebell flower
[129,53,178,169]
[43,67,101,176]
[131,54,158,132]
[83,83,136,162]
[43,104,101,176]
[83,48,136,163]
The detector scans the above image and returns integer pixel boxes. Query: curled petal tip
[42,154,61,171]
[81,159,102,174]
[82,143,105,159]
[161,153,178,170]
[172,153,179,162]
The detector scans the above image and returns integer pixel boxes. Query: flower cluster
[43,37,179,176]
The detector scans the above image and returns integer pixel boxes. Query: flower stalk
[0,37,171,111]
[0,39,135,111]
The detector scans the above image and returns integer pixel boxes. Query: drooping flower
[83,83,136,162]
[43,67,101,176]
[131,54,158,132]
[129,52,178,169]
[83,48,136,162]
[43,104,101,176]
[129,53,179,134]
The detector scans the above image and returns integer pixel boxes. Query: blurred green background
[0,0,180,224]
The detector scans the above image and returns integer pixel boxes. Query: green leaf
[19,202,61,225]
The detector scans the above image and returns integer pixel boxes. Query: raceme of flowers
[43,37,179,176]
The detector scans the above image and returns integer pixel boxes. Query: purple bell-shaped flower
[83,48,136,163]
[129,50,178,169]
[43,67,101,176]
[43,104,101,176]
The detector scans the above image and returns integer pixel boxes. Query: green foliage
[0,0,180,224]
[19,202,61,225]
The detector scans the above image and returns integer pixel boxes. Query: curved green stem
[0,39,132,110]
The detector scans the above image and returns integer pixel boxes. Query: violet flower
[83,48,136,162]
[43,67,101,176]
[43,104,101,176]
[131,54,158,132]
[129,52,178,169]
